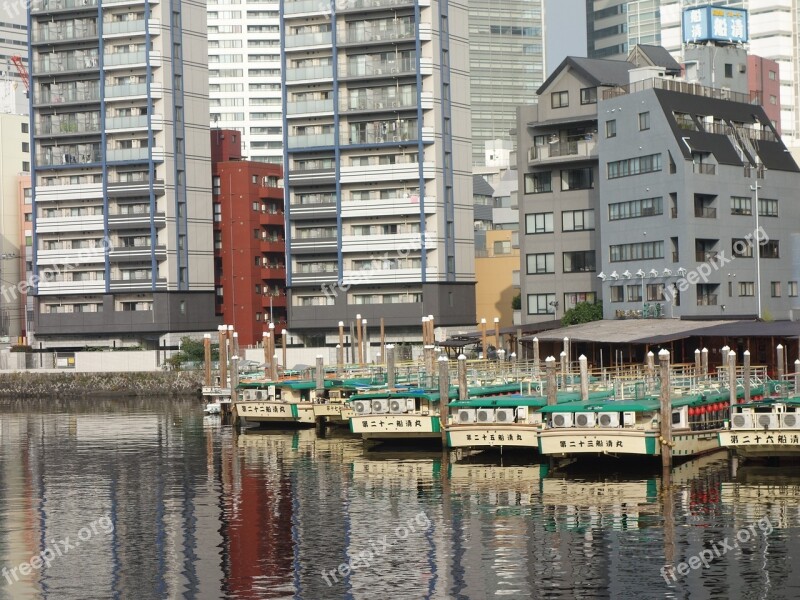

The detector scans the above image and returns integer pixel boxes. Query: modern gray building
[518,46,800,325]
[586,0,662,61]
[281,0,476,344]
[28,0,218,346]
[468,0,544,166]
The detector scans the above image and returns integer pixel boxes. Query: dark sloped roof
[654,89,800,172]
[628,45,682,74]
[537,56,635,95]
[472,174,494,197]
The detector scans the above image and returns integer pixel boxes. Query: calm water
[0,398,799,599]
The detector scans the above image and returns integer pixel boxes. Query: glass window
[562,251,595,273]
[527,293,555,315]
[561,168,593,191]
[789,281,798,297]
[551,91,568,108]
[526,253,554,274]
[580,87,597,105]
[738,282,755,296]
[562,209,594,231]
[638,111,650,131]
[524,171,551,194]
[525,212,553,234]
[771,281,781,297]
[627,285,642,302]
[610,285,624,302]
[606,120,616,138]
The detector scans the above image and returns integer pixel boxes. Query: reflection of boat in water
[204,402,221,415]
[721,464,800,528]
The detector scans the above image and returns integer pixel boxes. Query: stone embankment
[0,371,204,398]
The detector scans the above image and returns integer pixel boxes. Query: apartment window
[732,238,753,258]
[646,283,665,301]
[562,209,594,231]
[561,168,593,191]
[607,153,661,179]
[762,240,780,258]
[527,253,555,275]
[610,285,624,302]
[527,293,555,315]
[724,63,733,78]
[638,112,650,131]
[627,285,642,302]
[564,292,596,309]
[770,95,777,105]
[769,70,776,80]
[609,241,664,262]
[253,228,260,240]
[179,300,186,315]
[212,176,220,196]
[214,231,222,250]
[789,281,798,297]
[731,196,751,215]
[22,161,29,172]
[580,87,597,105]
[759,198,778,217]
[771,281,781,297]
[562,251,595,273]
[609,197,662,220]
[551,91,568,108]
[606,119,616,138]
[493,240,511,255]
[738,282,755,297]
[524,171,551,194]
[525,212,553,234]
[21,122,28,133]
[22,142,29,153]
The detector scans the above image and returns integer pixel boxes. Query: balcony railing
[693,163,715,175]
[34,54,99,73]
[32,23,98,43]
[695,250,719,263]
[286,65,333,82]
[343,59,415,78]
[35,88,100,105]
[694,206,717,218]
[528,138,597,163]
[105,115,152,130]
[31,0,98,12]
[342,23,415,44]
[103,19,153,36]
[286,99,334,115]
[106,147,158,161]
[35,118,101,135]
[340,0,415,10]
[341,94,416,112]
[743,164,766,179]
[602,76,754,105]
[287,133,334,149]
[37,149,101,166]
[105,83,148,98]
[103,50,147,67]
[285,31,332,48]
[697,294,718,306]
[283,0,329,14]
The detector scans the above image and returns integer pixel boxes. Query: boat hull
[719,429,800,458]
[446,424,540,449]
[538,428,720,457]
[350,414,441,440]
[313,403,355,424]
[234,401,316,425]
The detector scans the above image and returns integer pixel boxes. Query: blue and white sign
[682,6,748,45]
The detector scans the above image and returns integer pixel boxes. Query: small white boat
[204,402,222,415]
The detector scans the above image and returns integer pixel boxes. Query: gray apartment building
[518,45,800,324]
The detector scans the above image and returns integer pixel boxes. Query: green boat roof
[450,389,614,409]
[349,382,522,402]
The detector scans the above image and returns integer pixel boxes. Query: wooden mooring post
[659,349,672,470]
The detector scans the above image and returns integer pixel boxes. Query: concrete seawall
[0,371,204,398]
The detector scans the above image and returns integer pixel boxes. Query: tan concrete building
[475,230,519,331]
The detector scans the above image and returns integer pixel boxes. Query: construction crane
[10,56,29,93]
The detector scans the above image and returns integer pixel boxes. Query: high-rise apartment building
[468,0,545,166]
[28,0,218,345]
[0,10,31,115]
[207,0,282,164]
[281,0,476,343]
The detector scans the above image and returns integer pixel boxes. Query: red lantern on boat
[689,407,696,417]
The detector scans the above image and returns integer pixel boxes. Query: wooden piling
[262,332,270,377]
[203,333,212,387]
[579,355,589,401]
[230,354,240,403]
[338,320,345,372]
[659,349,672,470]
[743,350,751,403]
[315,354,325,399]
[533,337,540,375]
[380,317,385,362]
[387,344,396,389]
[281,329,288,374]
[268,322,276,376]
[494,317,501,357]
[438,356,449,446]
[728,350,737,407]
[559,351,567,388]
[232,332,240,366]
[777,344,785,381]
[694,348,701,380]
[563,337,570,374]
[646,351,655,391]
[356,314,363,366]
[457,354,468,400]
[701,347,708,379]
[545,356,557,406]
[480,318,487,360]
[218,325,228,389]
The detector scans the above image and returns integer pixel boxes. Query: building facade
[211,129,286,346]
[207,0,282,165]
[28,0,217,346]
[281,0,476,343]
[518,50,800,325]
[468,0,544,166]
[0,11,31,115]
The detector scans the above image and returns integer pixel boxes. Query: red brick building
[211,130,286,346]
[748,55,781,134]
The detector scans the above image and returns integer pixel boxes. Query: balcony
[35,88,100,106]
[287,133,334,149]
[103,50,161,68]
[286,65,333,82]
[695,250,719,263]
[106,115,161,131]
[285,31,332,49]
[36,149,101,166]
[105,83,149,99]
[341,23,415,45]
[31,0,98,13]
[103,18,159,36]
[339,0,418,11]
[260,240,285,253]
[283,0,330,14]
[342,59,416,79]
[693,163,716,175]
[286,99,334,116]
[32,23,98,43]
[259,212,285,226]
[697,294,718,306]
[34,54,99,74]
[35,119,101,136]
[261,267,286,280]
[694,206,717,218]
[528,138,597,164]
[341,93,418,113]
[106,147,165,162]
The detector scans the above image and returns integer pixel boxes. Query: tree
[167,336,219,370]
[511,293,521,310]
[561,302,603,326]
